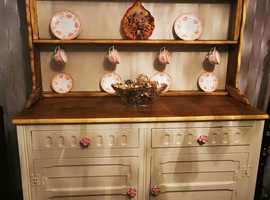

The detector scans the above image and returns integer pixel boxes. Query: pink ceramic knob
[197,135,208,145]
[127,187,137,198]
[151,185,161,196]
[80,137,92,148]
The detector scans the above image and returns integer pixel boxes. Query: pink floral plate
[174,14,202,41]
[100,73,122,94]
[198,72,218,92]
[51,73,73,94]
[50,10,81,40]
[150,72,172,93]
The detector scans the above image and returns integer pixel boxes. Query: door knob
[151,185,161,196]
[197,135,208,145]
[79,137,92,148]
[127,187,137,198]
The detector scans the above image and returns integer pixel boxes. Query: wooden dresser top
[12,96,268,125]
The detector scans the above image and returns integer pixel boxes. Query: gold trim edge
[12,114,269,125]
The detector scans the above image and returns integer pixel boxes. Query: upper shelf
[33,39,238,45]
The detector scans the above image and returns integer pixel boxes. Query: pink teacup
[158,47,171,65]
[53,46,68,65]
[206,47,221,65]
[107,46,120,65]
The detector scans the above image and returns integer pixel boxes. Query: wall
[0,0,269,199]
[0,0,31,199]
[240,0,270,110]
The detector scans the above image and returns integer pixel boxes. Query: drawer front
[32,157,139,200]
[151,127,251,147]
[150,150,250,200]
[31,128,139,150]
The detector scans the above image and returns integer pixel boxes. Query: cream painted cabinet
[17,121,264,200]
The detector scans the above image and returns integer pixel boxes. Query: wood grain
[34,39,238,45]
[227,85,250,105]
[12,96,268,124]
[42,90,228,98]
[29,0,39,39]
[229,0,243,40]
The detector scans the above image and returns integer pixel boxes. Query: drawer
[32,157,139,200]
[151,126,252,148]
[31,128,140,151]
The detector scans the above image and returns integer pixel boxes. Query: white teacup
[158,47,171,65]
[53,46,68,65]
[107,46,120,65]
[206,47,221,65]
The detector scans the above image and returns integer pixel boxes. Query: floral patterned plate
[100,73,122,94]
[50,11,81,40]
[150,72,172,93]
[198,72,218,92]
[174,14,202,41]
[51,73,73,94]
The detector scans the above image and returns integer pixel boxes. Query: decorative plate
[50,11,81,40]
[174,14,202,41]
[51,73,73,94]
[100,73,122,94]
[150,72,172,93]
[121,1,155,40]
[198,72,218,92]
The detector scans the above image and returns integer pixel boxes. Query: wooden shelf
[42,91,228,98]
[33,39,238,45]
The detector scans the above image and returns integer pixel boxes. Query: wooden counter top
[12,96,268,125]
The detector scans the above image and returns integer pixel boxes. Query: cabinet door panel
[155,191,232,200]
[32,157,139,200]
[150,150,249,200]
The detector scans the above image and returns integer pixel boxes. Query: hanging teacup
[53,46,68,65]
[158,47,171,65]
[107,46,120,65]
[205,47,221,65]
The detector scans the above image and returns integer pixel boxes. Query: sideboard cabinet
[13,0,269,199]
[16,120,264,200]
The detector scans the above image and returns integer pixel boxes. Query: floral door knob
[79,137,92,148]
[127,187,137,198]
[151,185,161,196]
[197,135,208,145]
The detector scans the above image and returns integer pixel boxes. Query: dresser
[14,0,269,199]
[13,96,268,200]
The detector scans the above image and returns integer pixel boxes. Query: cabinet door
[150,149,250,200]
[31,157,139,200]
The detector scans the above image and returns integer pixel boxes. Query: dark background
[0,0,269,199]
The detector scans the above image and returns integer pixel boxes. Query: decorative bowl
[112,76,167,106]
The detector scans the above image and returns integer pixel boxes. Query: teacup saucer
[51,73,73,94]
[198,72,218,92]
[100,73,122,94]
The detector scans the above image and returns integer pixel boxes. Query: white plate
[100,73,122,94]
[174,14,202,41]
[150,72,172,93]
[51,73,73,94]
[50,11,81,40]
[198,72,218,92]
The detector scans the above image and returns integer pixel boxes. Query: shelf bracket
[25,87,42,109]
[226,86,250,105]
